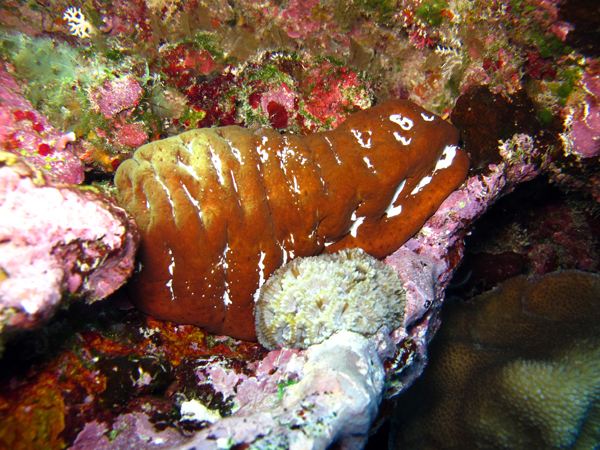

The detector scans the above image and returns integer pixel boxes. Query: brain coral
[390,270,600,450]
[115,99,469,340]
[254,248,406,350]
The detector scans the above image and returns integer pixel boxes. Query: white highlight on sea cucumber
[351,129,372,148]
[223,288,232,306]
[325,136,342,165]
[292,175,301,194]
[393,132,412,146]
[253,251,268,302]
[385,179,406,218]
[166,249,175,300]
[257,136,269,163]
[349,210,364,237]
[230,145,243,164]
[390,114,414,130]
[181,183,201,213]
[279,241,288,265]
[178,159,200,180]
[421,113,435,121]
[155,175,174,211]
[220,244,232,306]
[411,176,432,195]
[230,169,238,193]
[410,145,457,195]
[208,145,225,184]
[434,145,457,171]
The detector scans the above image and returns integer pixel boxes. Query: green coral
[415,0,449,27]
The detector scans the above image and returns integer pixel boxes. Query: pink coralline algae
[89,75,143,119]
[0,154,138,336]
[301,62,374,130]
[72,331,386,450]
[71,413,188,450]
[562,71,600,159]
[255,83,298,129]
[0,63,84,184]
[278,0,326,40]
[115,122,148,148]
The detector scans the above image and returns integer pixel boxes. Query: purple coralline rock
[0,154,138,335]
[562,71,600,159]
[89,75,143,119]
[71,412,188,450]
[70,332,385,450]
[0,63,84,184]
[189,331,384,450]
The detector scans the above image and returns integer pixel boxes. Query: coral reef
[71,413,188,450]
[0,0,599,448]
[0,152,138,352]
[450,176,600,300]
[255,248,406,350]
[115,99,469,340]
[390,270,600,450]
[561,70,600,160]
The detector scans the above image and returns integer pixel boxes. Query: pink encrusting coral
[88,75,143,119]
[0,63,84,184]
[0,154,139,335]
[562,71,600,159]
[185,331,384,450]
[115,122,148,148]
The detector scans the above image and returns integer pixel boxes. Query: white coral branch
[63,7,94,39]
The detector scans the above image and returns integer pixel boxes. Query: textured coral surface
[115,99,468,340]
[391,270,600,450]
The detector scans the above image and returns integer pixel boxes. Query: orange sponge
[115,100,469,340]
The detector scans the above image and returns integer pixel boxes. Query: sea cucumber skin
[115,99,469,340]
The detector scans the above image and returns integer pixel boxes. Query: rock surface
[0,153,138,347]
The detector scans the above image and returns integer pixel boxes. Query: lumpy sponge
[255,248,406,350]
